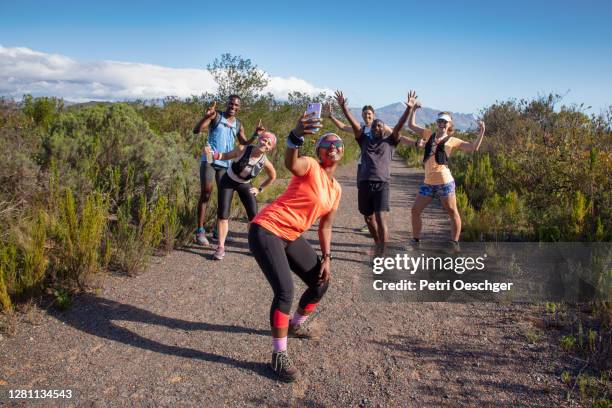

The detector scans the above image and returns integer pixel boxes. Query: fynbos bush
[51,189,108,289]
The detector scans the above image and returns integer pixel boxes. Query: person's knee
[315,280,330,298]
[364,214,375,224]
[200,188,213,203]
[375,211,388,221]
[411,206,421,216]
[446,207,460,218]
[246,205,258,221]
[276,286,294,310]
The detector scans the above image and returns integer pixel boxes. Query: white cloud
[264,74,332,97]
[0,45,330,102]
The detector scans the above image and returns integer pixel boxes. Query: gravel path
[0,157,579,407]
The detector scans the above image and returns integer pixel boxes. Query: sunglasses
[318,139,344,150]
[437,119,449,125]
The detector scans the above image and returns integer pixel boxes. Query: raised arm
[285,113,321,176]
[406,91,432,139]
[334,91,362,141]
[241,119,266,146]
[390,92,416,143]
[317,208,337,284]
[398,135,421,146]
[456,120,486,152]
[193,101,217,134]
[322,103,353,132]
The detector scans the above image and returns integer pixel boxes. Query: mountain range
[350,103,476,131]
[62,99,477,131]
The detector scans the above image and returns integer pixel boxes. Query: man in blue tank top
[193,95,250,246]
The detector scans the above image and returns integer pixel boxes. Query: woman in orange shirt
[248,113,342,382]
[407,91,485,249]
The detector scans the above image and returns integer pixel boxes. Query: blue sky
[1,0,611,113]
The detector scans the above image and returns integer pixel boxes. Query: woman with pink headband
[204,121,277,260]
[248,113,343,382]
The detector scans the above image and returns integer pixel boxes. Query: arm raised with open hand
[390,91,417,143]
[334,91,362,141]
[406,91,432,140]
[323,102,353,133]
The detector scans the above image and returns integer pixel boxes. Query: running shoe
[270,351,300,382]
[359,225,370,233]
[195,227,209,246]
[450,240,461,254]
[288,322,321,340]
[212,246,225,261]
[407,238,421,251]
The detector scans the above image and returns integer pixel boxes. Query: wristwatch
[286,130,305,148]
[322,253,333,261]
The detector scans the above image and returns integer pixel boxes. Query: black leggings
[248,223,329,328]
[217,173,258,220]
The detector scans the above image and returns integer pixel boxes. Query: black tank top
[228,145,266,183]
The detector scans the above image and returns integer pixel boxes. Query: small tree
[207,54,268,104]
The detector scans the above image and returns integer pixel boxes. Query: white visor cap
[437,113,452,122]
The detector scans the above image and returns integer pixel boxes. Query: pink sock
[272,336,287,352]
[290,312,309,326]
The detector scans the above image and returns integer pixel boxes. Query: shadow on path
[49,294,275,380]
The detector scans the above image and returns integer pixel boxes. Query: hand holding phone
[305,103,322,133]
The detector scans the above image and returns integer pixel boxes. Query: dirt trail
[0,157,578,407]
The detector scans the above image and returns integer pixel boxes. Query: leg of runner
[411,193,433,240]
[440,193,461,242]
[214,173,234,260]
[375,211,389,246]
[285,236,328,340]
[357,163,369,232]
[364,214,379,242]
[235,182,258,221]
[358,181,379,244]
[248,223,299,382]
[212,167,233,242]
[196,162,215,246]
[373,181,391,252]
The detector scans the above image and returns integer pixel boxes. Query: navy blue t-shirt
[358,134,398,182]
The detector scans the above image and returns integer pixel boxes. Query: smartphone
[305,102,322,132]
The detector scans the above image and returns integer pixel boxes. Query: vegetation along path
[0,157,581,407]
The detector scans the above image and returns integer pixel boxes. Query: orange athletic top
[424,136,463,185]
[253,157,342,241]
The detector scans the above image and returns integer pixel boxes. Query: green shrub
[396,144,422,168]
[0,212,48,310]
[111,193,170,274]
[51,189,108,289]
[0,257,13,312]
[560,334,576,351]
[53,288,72,311]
